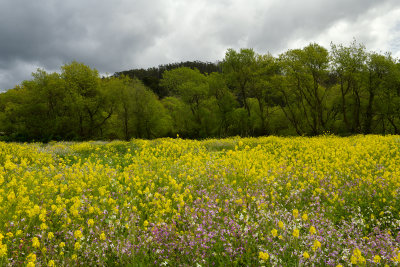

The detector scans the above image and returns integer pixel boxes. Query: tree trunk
[364,86,375,134]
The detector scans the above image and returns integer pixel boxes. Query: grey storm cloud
[1,0,400,91]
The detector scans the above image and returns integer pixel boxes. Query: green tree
[97,76,127,139]
[161,96,196,137]
[0,69,69,141]
[279,43,331,135]
[23,70,67,140]
[331,41,367,133]
[272,73,306,135]
[130,81,171,138]
[222,48,257,118]
[160,67,210,137]
[207,72,237,137]
[248,53,280,135]
[61,61,114,139]
[0,85,30,140]
[368,54,400,133]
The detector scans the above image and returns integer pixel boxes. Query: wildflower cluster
[0,135,400,265]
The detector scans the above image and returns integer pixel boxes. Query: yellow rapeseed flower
[32,237,40,248]
[74,230,83,239]
[259,251,269,261]
[351,248,366,265]
[48,232,54,240]
[40,223,48,230]
[74,241,81,250]
[292,228,300,238]
[27,253,36,262]
[100,232,106,241]
[392,252,400,263]
[0,243,7,257]
[293,209,299,219]
[87,219,94,227]
[312,240,321,251]
[309,226,316,235]
[271,228,278,237]
[373,255,381,264]
[303,251,310,259]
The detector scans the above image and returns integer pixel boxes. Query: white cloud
[1,0,400,91]
[308,3,400,54]
[0,60,45,92]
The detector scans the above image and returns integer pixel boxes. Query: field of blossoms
[1,135,400,266]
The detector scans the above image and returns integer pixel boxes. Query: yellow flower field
[1,135,400,266]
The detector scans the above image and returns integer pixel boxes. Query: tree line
[1,41,400,142]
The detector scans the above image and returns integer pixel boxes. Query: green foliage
[115,61,221,98]
[1,41,400,141]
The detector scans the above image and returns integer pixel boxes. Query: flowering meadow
[1,135,400,266]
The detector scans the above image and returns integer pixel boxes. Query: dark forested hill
[114,61,221,98]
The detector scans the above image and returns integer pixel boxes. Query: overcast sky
[1,0,400,91]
